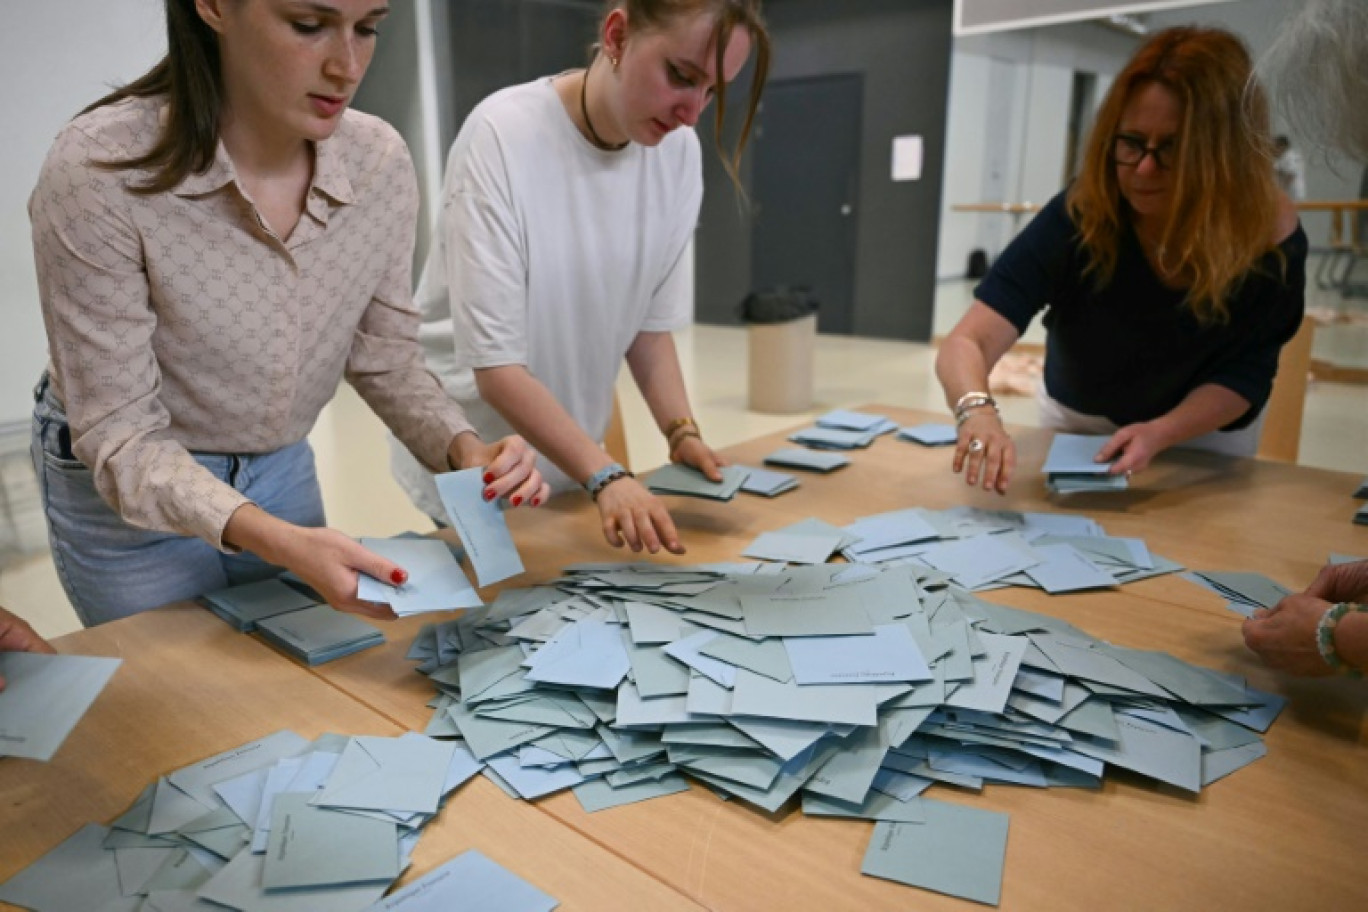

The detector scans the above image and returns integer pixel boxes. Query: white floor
[6,279,1366,640]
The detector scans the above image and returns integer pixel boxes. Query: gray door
[750,74,863,335]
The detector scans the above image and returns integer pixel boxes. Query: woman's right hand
[275,526,411,620]
[225,505,405,620]
[953,410,1015,494]
[594,476,685,555]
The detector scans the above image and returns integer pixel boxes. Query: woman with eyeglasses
[936,26,1305,494]
[390,0,769,555]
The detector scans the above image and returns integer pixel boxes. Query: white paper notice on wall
[891,135,923,182]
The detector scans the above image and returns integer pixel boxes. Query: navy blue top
[974,191,1307,430]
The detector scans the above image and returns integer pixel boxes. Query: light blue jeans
[31,376,326,627]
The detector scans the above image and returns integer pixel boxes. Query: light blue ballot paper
[737,465,799,497]
[743,529,844,565]
[784,624,932,685]
[264,793,400,889]
[524,619,630,690]
[897,423,958,446]
[0,652,121,761]
[0,823,123,911]
[762,448,850,472]
[861,799,1009,906]
[434,468,525,587]
[314,734,456,815]
[1042,433,1115,475]
[358,537,482,614]
[365,849,558,912]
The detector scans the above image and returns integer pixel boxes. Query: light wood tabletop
[5,405,1365,911]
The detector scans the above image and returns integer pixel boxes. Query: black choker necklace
[579,66,628,152]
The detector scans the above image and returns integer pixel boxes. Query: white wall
[937,20,1140,279]
[0,1,164,425]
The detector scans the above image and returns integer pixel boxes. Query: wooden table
[5,406,1366,910]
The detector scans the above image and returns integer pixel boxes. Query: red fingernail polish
[532,497,541,507]
[484,489,496,501]
[390,568,407,585]
[483,472,494,484]
[512,495,523,506]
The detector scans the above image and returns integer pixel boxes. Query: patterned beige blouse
[30,96,472,549]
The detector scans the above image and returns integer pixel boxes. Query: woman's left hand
[671,434,726,482]
[449,432,550,507]
[1096,421,1167,475]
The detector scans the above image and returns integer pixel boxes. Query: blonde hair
[605,1,770,189]
[1068,27,1281,324]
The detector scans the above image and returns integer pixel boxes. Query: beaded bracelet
[1316,602,1367,677]
[585,462,634,502]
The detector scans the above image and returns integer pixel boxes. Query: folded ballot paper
[1182,570,1293,619]
[789,411,897,451]
[0,729,556,912]
[1042,433,1128,494]
[645,463,750,501]
[396,509,1282,907]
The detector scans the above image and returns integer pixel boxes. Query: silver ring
[968,438,984,453]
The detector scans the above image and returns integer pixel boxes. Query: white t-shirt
[391,77,702,519]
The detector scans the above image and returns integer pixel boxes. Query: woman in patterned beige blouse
[29,0,548,626]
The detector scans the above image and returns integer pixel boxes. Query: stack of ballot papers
[257,605,385,665]
[896,423,959,447]
[201,578,321,632]
[0,653,121,761]
[736,465,799,497]
[1042,433,1128,494]
[0,729,559,912]
[763,447,850,473]
[1182,570,1292,618]
[789,410,896,450]
[645,464,751,501]
[396,554,1283,906]
[200,574,386,665]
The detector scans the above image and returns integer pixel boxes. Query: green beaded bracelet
[1316,602,1366,677]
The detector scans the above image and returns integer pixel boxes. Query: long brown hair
[604,0,771,189]
[1068,27,1281,324]
[82,0,223,194]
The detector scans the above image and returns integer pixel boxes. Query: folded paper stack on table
[399,545,1283,907]
[1182,571,1294,619]
[644,464,751,501]
[788,410,898,451]
[0,729,559,911]
[763,447,851,473]
[1042,433,1128,494]
[734,465,800,497]
[897,423,959,447]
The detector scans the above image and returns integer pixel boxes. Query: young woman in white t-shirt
[392,0,770,555]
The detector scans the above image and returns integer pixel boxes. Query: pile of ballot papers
[735,465,800,497]
[896,423,959,447]
[645,464,751,501]
[1042,433,1129,494]
[763,447,850,473]
[400,550,1284,906]
[0,729,559,912]
[787,409,898,451]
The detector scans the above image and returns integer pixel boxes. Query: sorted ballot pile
[405,555,1284,906]
[1042,433,1129,494]
[787,409,898,451]
[0,729,558,912]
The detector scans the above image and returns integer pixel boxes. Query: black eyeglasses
[1112,134,1176,170]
